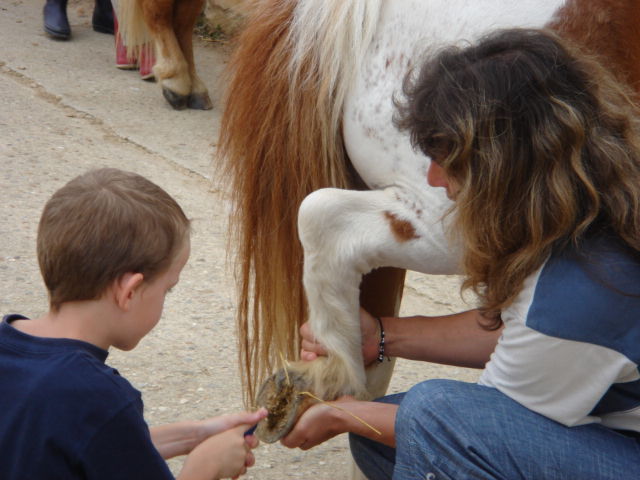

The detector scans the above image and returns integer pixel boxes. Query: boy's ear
[114,272,145,311]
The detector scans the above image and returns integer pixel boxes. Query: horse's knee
[298,188,342,246]
[298,188,361,248]
[299,188,341,222]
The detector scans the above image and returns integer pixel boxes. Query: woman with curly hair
[283,28,640,479]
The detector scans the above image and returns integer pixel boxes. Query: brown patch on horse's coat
[549,0,640,98]
[384,211,419,242]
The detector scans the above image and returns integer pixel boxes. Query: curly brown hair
[395,28,640,327]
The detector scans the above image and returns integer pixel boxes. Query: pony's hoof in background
[188,92,213,110]
[254,368,315,443]
[162,88,189,110]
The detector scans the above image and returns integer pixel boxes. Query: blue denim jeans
[350,379,640,479]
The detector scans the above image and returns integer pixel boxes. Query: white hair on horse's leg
[297,186,460,399]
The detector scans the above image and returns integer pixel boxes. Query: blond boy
[0,168,266,479]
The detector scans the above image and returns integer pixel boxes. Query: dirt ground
[0,1,479,478]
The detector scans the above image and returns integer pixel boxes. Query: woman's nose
[427,160,449,189]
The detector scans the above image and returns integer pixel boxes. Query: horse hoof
[188,92,213,110]
[254,368,315,443]
[162,88,189,110]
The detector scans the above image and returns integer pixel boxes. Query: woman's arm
[381,309,501,368]
[281,396,398,449]
[301,309,502,369]
[289,308,501,451]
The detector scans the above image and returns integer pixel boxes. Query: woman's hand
[280,396,398,449]
[300,308,382,366]
[280,396,356,450]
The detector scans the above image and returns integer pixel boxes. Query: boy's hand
[177,409,267,479]
[151,409,267,462]
[179,425,258,480]
[197,409,268,445]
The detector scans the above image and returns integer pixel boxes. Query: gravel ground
[0,1,479,477]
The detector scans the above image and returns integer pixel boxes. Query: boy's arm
[150,421,201,459]
[151,409,268,459]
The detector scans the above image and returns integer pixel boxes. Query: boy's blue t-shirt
[0,314,174,480]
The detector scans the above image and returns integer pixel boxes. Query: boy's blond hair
[37,168,190,311]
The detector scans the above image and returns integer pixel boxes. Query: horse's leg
[254,186,459,442]
[139,0,192,110]
[359,266,405,397]
[348,266,404,480]
[173,0,212,110]
[297,186,457,394]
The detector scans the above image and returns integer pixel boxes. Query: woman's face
[427,160,458,200]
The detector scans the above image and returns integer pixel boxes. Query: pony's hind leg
[140,0,192,109]
[173,0,212,110]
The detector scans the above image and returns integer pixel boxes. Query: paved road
[1,1,478,478]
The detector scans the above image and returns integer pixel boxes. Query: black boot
[92,0,114,34]
[43,0,70,40]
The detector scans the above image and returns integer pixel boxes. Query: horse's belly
[343,0,566,192]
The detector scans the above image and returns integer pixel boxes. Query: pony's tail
[115,0,153,57]
[217,0,381,406]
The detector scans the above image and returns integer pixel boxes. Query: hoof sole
[254,369,314,443]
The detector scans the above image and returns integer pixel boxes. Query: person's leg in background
[92,0,114,34]
[43,0,70,39]
[111,0,156,80]
[44,0,113,40]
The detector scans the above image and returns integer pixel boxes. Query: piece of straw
[277,351,292,386]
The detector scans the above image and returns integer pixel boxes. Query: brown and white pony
[116,0,212,110]
[218,0,640,441]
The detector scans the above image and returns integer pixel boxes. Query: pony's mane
[217,0,381,405]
